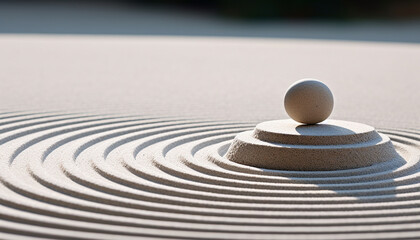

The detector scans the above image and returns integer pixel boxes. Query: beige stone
[284,79,334,125]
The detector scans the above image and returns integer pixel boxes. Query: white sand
[0,35,419,239]
[0,35,419,128]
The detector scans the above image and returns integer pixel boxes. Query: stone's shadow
[220,141,405,200]
[257,153,406,200]
[263,124,402,200]
[295,123,356,136]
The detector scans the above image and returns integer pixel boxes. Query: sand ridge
[0,111,419,239]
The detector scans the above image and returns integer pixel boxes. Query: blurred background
[1,0,420,42]
[1,0,420,128]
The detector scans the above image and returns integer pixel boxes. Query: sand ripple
[0,112,419,239]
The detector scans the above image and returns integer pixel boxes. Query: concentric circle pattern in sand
[0,111,420,240]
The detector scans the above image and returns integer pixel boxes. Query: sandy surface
[0,35,419,128]
[0,35,419,239]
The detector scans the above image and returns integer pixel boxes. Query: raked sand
[0,35,419,239]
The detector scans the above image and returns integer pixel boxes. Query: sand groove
[0,112,420,239]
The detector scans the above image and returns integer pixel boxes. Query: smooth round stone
[253,119,379,145]
[284,79,334,124]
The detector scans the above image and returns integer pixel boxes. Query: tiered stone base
[225,119,399,171]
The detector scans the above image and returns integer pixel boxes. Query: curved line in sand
[0,112,419,239]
